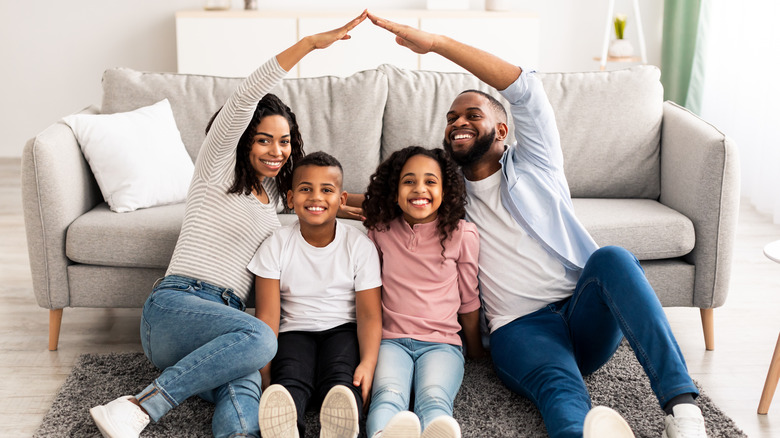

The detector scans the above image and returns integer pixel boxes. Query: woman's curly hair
[206,93,305,199]
[363,146,467,256]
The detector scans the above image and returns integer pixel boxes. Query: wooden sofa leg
[49,309,63,351]
[700,308,714,351]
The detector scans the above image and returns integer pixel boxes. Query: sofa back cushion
[101,68,388,194]
[379,64,663,199]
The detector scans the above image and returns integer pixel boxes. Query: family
[88,10,707,438]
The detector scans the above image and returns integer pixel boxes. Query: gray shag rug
[35,343,745,437]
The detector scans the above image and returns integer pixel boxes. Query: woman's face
[396,154,443,226]
[248,115,292,180]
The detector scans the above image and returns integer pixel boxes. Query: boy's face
[287,165,347,228]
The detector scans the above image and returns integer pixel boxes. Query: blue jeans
[489,246,699,438]
[367,339,465,438]
[137,275,277,438]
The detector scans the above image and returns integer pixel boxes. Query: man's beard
[443,128,496,167]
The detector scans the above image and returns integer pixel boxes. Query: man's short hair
[459,89,508,124]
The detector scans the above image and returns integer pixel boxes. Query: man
[368,11,706,438]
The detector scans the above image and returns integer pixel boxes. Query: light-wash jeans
[367,338,464,438]
[137,275,277,438]
[489,246,699,438]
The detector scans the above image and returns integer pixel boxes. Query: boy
[249,151,382,438]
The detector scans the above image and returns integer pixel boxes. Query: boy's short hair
[292,151,344,186]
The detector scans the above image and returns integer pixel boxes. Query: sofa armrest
[21,106,102,309]
[659,101,740,308]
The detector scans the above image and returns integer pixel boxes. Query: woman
[88,11,368,438]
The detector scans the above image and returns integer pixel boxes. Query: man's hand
[368,12,437,54]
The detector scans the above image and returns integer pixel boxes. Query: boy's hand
[352,362,375,408]
[308,10,368,50]
[367,11,437,54]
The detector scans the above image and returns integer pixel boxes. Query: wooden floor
[1,157,778,437]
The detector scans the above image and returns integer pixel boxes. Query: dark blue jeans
[489,246,698,438]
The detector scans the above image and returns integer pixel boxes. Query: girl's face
[396,154,443,226]
[248,115,292,181]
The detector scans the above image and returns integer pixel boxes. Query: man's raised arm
[367,12,521,90]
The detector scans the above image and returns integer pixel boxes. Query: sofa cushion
[573,198,695,260]
[101,68,388,194]
[380,64,663,199]
[66,203,184,269]
[538,67,663,199]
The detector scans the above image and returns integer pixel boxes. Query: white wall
[0,0,662,158]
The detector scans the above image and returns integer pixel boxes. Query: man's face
[442,92,499,167]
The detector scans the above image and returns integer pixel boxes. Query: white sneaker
[583,406,635,438]
[663,404,707,438]
[90,396,150,438]
[319,385,360,438]
[376,411,421,437]
[259,384,299,438]
[421,415,461,438]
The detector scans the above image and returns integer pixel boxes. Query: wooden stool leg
[758,333,780,414]
[700,308,715,351]
[49,309,63,351]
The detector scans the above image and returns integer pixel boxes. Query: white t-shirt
[248,220,382,333]
[465,171,578,332]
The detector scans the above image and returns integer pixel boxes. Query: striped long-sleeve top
[165,57,288,302]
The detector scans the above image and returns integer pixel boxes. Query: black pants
[272,322,362,437]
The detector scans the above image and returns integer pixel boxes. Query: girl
[88,12,367,438]
[362,146,485,438]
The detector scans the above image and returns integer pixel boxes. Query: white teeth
[453,133,473,140]
[262,160,282,167]
[410,199,430,205]
[306,206,324,211]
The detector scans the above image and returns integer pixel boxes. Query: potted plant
[608,14,635,58]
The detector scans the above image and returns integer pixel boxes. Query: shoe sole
[583,406,634,438]
[319,385,359,438]
[259,385,298,438]
[382,411,421,438]
[421,416,461,438]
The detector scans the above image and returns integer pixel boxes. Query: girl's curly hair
[206,93,305,199]
[363,146,467,256]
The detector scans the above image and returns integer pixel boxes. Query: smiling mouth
[262,160,283,169]
[410,199,431,206]
[451,132,475,142]
[305,206,326,213]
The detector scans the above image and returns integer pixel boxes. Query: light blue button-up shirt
[496,69,599,272]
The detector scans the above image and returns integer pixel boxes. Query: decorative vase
[608,39,634,58]
[244,0,257,10]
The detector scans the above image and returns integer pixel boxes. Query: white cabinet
[175,10,539,78]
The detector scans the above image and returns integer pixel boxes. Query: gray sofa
[21,64,740,351]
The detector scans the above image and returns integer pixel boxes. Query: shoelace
[672,415,706,437]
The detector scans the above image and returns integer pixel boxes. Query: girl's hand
[367,11,437,54]
[352,362,375,408]
[308,10,368,50]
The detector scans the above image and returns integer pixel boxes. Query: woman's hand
[307,10,368,50]
[277,10,367,71]
[367,11,437,54]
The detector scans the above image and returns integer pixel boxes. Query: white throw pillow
[63,99,194,213]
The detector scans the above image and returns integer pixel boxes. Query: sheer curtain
[697,1,780,223]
